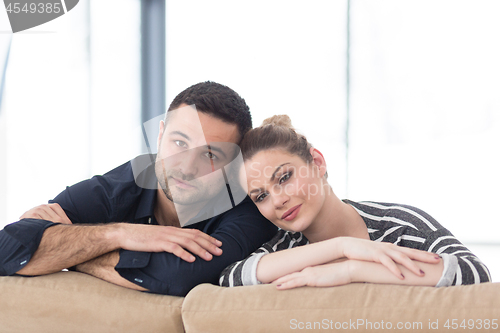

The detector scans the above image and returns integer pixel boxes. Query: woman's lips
[282,204,302,221]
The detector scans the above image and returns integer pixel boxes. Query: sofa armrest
[0,271,184,333]
[182,282,500,333]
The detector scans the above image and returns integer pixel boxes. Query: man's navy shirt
[0,155,277,296]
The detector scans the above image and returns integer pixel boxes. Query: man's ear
[157,120,165,151]
[310,147,327,178]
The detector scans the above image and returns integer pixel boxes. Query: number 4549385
[444,319,498,330]
[6,3,62,14]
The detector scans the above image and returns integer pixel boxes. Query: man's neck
[154,185,208,227]
[154,187,181,227]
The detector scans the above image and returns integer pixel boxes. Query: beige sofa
[1,272,499,333]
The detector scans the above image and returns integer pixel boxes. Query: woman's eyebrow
[249,188,261,195]
[270,163,290,181]
[249,163,291,195]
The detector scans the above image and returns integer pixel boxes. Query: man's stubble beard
[155,155,224,206]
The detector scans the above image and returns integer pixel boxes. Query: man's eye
[204,151,218,160]
[255,193,268,203]
[174,140,187,148]
[278,172,292,185]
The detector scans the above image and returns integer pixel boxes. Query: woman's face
[245,149,327,233]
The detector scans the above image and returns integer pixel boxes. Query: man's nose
[177,149,199,177]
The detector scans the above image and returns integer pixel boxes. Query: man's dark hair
[167,81,252,142]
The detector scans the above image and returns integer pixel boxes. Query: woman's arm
[257,237,441,284]
[420,230,491,285]
[273,258,444,290]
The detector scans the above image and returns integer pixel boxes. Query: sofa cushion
[182,282,500,333]
[0,271,184,333]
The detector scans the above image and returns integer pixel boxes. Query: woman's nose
[272,187,290,209]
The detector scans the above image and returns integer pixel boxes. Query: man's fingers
[174,229,223,257]
[165,243,196,262]
[20,204,72,224]
[184,228,222,247]
[21,207,53,221]
[49,204,72,224]
[164,235,215,261]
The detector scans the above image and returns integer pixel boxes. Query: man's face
[155,105,240,206]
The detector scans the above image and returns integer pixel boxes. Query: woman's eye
[174,140,187,148]
[255,193,268,203]
[278,172,292,185]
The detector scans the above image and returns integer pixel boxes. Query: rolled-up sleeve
[0,219,59,276]
[115,204,277,296]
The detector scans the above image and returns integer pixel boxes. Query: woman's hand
[337,237,440,279]
[273,256,444,290]
[274,260,352,290]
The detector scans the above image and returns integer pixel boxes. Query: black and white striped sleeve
[422,228,491,286]
[219,230,308,287]
[347,201,491,287]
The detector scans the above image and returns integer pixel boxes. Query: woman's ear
[310,147,327,178]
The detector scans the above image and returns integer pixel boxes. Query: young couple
[0,82,489,296]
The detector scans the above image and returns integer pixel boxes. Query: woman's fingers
[274,273,308,290]
[378,254,405,279]
[403,247,441,263]
[381,247,441,277]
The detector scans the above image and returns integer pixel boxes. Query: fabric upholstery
[0,271,184,333]
[182,282,500,333]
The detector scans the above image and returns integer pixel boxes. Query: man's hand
[116,224,223,263]
[20,203,72,224]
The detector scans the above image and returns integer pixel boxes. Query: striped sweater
[219,200,491,287]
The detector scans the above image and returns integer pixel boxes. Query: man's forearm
[75,251,147,291]
[17,224,121,276]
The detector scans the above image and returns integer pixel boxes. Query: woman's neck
[302,186,369,243]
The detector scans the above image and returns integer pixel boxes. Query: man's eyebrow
[168,131,191,141]
[169,131,228,159]
[207,144,227,159]
[249,163,290,195]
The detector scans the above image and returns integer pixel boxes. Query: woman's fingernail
[420,269,425,275]
[435,255,441,259]
[277,284,281,287]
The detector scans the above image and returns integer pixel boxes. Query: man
[0,81,277,296]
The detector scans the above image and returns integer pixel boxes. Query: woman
[220,115,491,289]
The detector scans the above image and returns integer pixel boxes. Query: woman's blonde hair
[239,115,313,163]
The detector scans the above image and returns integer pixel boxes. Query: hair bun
[261,115,293,129]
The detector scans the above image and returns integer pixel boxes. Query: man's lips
[281,204,302,221]
[170,177,195,189]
